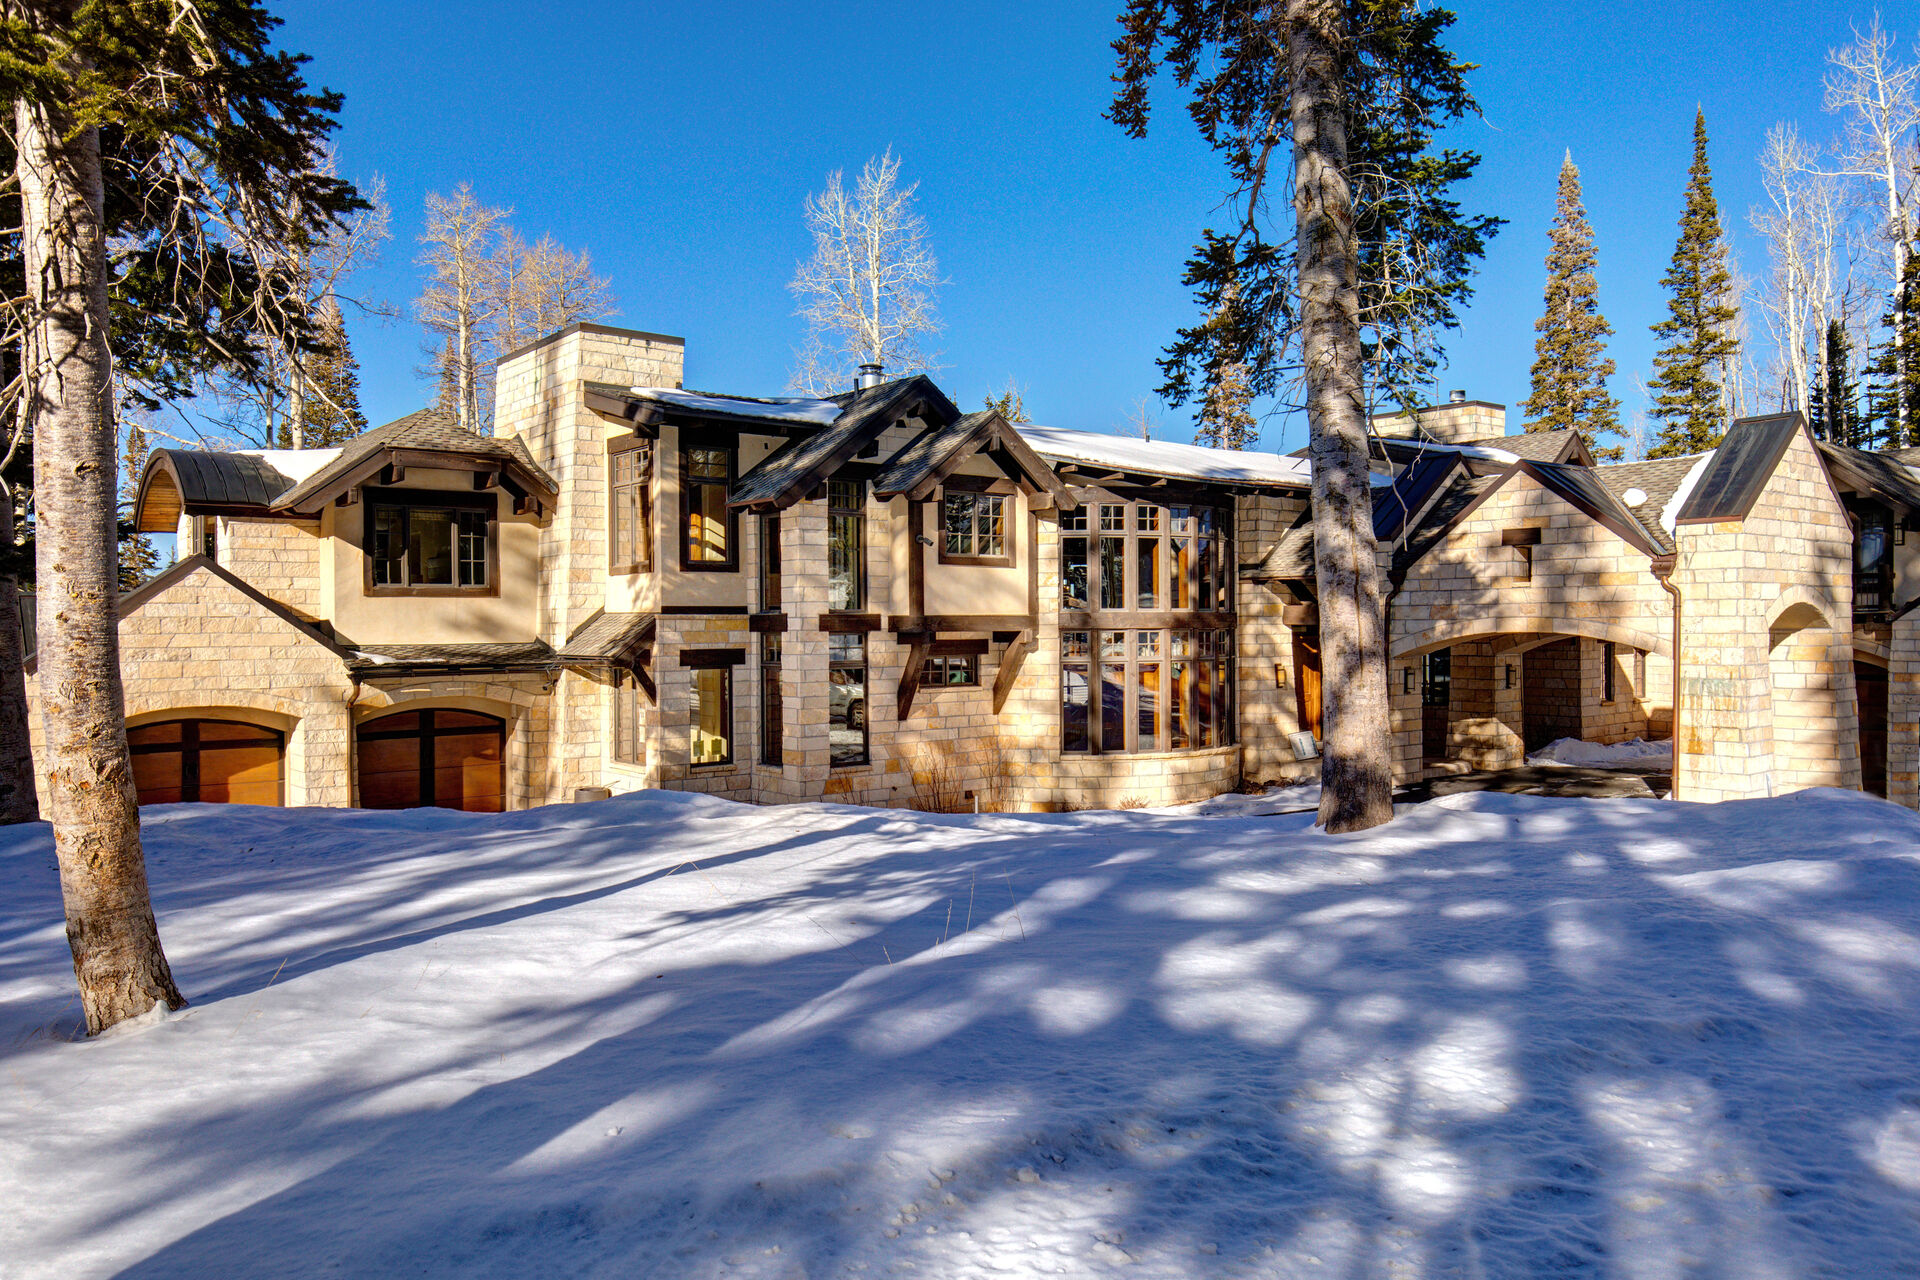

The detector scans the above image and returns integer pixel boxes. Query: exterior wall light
[1402,668,1415,695]
[1274,662,1288,689]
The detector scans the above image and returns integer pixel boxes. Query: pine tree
[1646,111,1740,458]
[1865,247,1920,448]
[304,296,368,446]
[1197,359,1256,448]
[1523,153,1622,459]
[983,380,1030,424]
[1822,320,1860,447]
[116,415,159,589]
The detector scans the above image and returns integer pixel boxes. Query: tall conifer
[1523,153,1621,458]
[305,296,368,446]
[1647,111,1739,458]
[1823,320,1860,447]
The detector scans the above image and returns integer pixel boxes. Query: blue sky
[276,0,1906,456]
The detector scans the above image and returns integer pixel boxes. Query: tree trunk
[16,93,184,1033]
[1290,0,1394,833]
[0,482,39,825]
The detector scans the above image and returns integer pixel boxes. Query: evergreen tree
[304,296,368,445]
[1523,153,1622,458]
[1822,320,1860,447]
[1646,111,1740,458]
[1865,247,1920,448]
[116,416,159,589]
[983,380,1030,424]
[1194,276,1258,449]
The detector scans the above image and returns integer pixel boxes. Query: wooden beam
[818,613,883,633]
[897,638,930,722]
[929,637,990,657]
[889,613,1036,634]
[993,632,1035,715]
[634,664,657,707]
[909,499,926,619]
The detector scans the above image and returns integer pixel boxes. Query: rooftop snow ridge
[628,386,843,425]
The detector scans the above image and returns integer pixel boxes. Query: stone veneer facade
[48,323,1918,816]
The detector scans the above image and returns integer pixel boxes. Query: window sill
[939,553,1014,568]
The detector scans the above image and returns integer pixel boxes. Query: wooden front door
[128,718,284,806]
[357,709,506,812]
[1293,630,1323,738]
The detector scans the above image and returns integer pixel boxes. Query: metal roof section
[1023,425,1319,489]
[135,450,300,530]
[1372,452,1462,544]
[730,376,959,512]
[1673,412,1807,525]
[1817,440,1920,511]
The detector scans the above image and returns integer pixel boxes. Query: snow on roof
[629,386,843,426]
[1659,452,1716,534]
[233,447,343,488]
[1016,425,1318,488]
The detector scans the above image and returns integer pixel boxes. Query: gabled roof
[871,411,1079,510]
[730,376,960,512]
[271,410,559,516]
[1391,473,1504,575]
[1819,440,1920,511]
[1460,428,1595,468]
[554,611,656,666]
[1674,412,1807,525]
[1248,454,1465,582]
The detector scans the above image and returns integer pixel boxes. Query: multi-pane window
[1063,628,1232,753]
[1060,499,1231,614]
[760,634,783,767]
[922,654,979,687]
[612,666,647,765]
[609,440,653,573]
[682,441,736,569]
[690,666,733,765]
[759,513,781,611]
[941,491,1008,562]
[828,478,865,611]
[829,634,868,766]
[369,499,490,591]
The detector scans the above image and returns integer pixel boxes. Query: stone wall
[218,518,323,619]
[32,563,357,809]
[1674,427,1859,801]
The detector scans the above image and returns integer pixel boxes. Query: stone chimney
[1370,393,1506,445]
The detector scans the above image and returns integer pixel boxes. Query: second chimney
[856,362,884,391]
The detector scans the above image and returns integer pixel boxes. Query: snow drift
[3,786,1919,1277]
[1527,736,1675,769]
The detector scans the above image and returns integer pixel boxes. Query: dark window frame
[829,632,869,767]
[612,666,648,766]
[1061,495,1233,617]
[1603,640,1617,704]
[688,664,735,767]
[363,488,499,598]
[759,512,781,611]
[1062,627,1233,755]
[679,432,739,573]
[608,436,654,575]
[760,632,783,767]
[922,654,980,687]
[939,489,1012,566]
[827,477,866,611]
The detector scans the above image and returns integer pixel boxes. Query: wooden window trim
[922,654,980,687]
[679,432,739,573]
[363,490,500,598]
[608,435,654,575]
[939,490,1013,567]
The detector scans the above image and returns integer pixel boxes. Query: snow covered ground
[1527,737,1675,770]
[4,787,1920,1278]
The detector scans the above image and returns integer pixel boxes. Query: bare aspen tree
[417,184,507,433]
[1826,18,1920,439]
[16,69,184,1029]
[1753,124,1827,414]
[789,149,942,393]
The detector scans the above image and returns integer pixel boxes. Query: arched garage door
[128,718,284,806]
[356,709,506,812]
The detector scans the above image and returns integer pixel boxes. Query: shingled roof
[344,640,558,675]
[730,376,960,512]
[1460,428,1595,467]
[1593,454,1705,555]
[554,611,656,666]
[870,411,1078,510]
[1819,441,1920,511]
[271,410,558,515]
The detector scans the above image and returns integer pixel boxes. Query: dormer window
[367,492,493,594]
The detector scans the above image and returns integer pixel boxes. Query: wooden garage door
[356,709,505,812]
[128,719,284,806]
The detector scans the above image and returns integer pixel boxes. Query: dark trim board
[679,648,746,669]
[889,613,1037,636]
[748,612,789,633]
[819,613,884,633]
[661,605,751,615]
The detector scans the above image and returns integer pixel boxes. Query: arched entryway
[128,718,285,806]
[1766,598,1856,793]
[356,708,506,812]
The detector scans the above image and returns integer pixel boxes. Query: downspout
[1653,554,1683,800]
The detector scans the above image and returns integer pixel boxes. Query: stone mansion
[44,321,1920,815]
